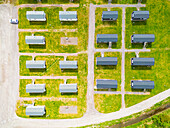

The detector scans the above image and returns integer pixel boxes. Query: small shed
[26,60,46,69]
[131,80,154,89]
[26,106,46,116]
[26,11,46,21]
[102,11,118,21]
[26,84,46,93]
[131,11,149,21]
[59,84,78,93]
[131,58,155,66]
[96,57,117,65]
[59,11,77,21]
[59,61,78,69]
[25,36,45,45]
[131,34,155,43]
[97,34,118,43]
[96,79,117,89]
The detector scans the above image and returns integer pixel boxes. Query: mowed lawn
[17,54,88,119]
[94,52,121,91]
[125,50,170,107]
[94,94,121,113]
[95,8,122,49]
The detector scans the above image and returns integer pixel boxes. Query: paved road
[18,29,78,32]
[20,76,77,80]
[0,4,19,127]
[95,4,146,8]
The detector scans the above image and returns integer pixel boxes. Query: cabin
[26,106,46,116]
[59,61,78,69]
[96,57,117,65]
[131,58,155,66]
[102,11,118,21]
[26,84,46,93]
[131,11,149,21]
[131,34,155,43]
[59,84,78,93]
[131,80,154,89]
[26,60,46,69]
[26,11,46,21]
[59,11,77,21]
[96,79,117,89]
[25,36,45,45]
[97,34,118,43]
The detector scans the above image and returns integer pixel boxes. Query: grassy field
[94,94,121,113]
[17,53,88,118]
[94,52,121,91]
[95,8,122,49]
[18,32,85,53]
[125,50,170,107]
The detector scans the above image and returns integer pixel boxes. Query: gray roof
[97,34,118,43]
[96,79,117,89]
[26,60,46,69]
[131,80,154,89]
[26,84,46,93]
[102,11,118,21]
[59,61,78,69]
[26,106,46,116]
[131,58,155,66]
[26,11,46,21]
[59,84,78,93]
[131,34,155,43]
[131,11,149,20]
[25,36,45,45]
[59,11,77,21]
[96,57,117,65]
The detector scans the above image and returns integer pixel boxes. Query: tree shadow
[61,69,78,72]
[132,43,152,48]
[29,68,46,72]
[29,44,46,49]
[131,66,152,70]
[97,65,117,69]
[131,20,147,25]
[30,21,47,25]
[102,20,117,26]
[61,21,78,26]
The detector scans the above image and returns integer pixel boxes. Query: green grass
[126,109,170,128]
[125,50,170,107]
[95,8,122,49]
[125,1,170,49]
[94,52,121,91]
[17,53,88,119]
[94,94,121,113]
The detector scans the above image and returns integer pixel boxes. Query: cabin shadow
[61,92,78,96]
[111,43,117,48]
[30,113,46,118]
[61,21,78,26]
[29,44,46,49]
[61,69,78,72]
[96,88,117,91]
[131,20,147,25]
[102,20,117,26]
[131,43,152,48]
[132,0,138,3]
[97,43,109,48]
[97,65,117,70]
[30,21,47,25]
[103,0,117,3]
[29,68,46,72]
[131,66,152,70]
[131,88,152,92]
[29,92,47,96]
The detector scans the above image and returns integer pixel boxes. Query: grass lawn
[95,8,122,49]
[125,50,170,107]
[18,32,85,53]
[94,94,121,113]
[94,52,121,91]
[125,1,170,49]
[17,53,88,119]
